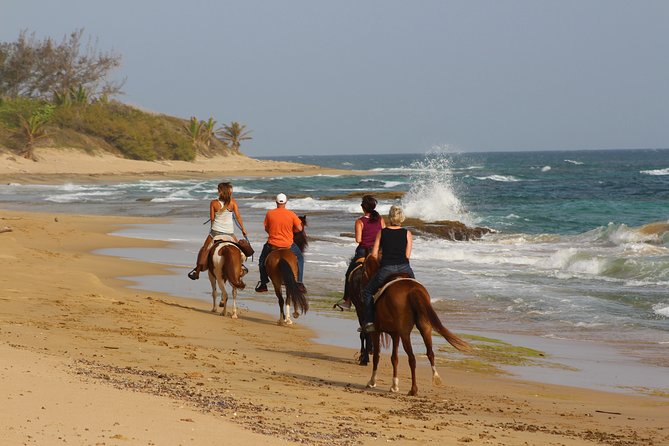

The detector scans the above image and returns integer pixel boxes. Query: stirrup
[334,299,351,311]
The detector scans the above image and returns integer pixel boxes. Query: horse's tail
[409,285,470,352]
[279,258,308,314]
[221,245,246,289]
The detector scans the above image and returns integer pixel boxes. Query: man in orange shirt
[255,193,306,293]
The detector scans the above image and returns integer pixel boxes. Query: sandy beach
[0,148,356,184]
[1,150,668,445]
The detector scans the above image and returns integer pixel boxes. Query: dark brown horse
[343,256,374,365]
[207,240,246,318]
[364,257,471,396]
[264,216,309,325]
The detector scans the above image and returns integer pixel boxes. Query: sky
[2,1,669,157]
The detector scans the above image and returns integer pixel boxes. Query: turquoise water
[1,148,668,377]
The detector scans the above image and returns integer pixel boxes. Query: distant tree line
[0,29,252,161]
[0,29,123,101]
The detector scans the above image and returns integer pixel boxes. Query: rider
[360,205,414,333]
[255,193,306,294]
[187,182,247,280]
[334,194,385,310]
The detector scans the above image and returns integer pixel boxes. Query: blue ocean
[2,148,668,392]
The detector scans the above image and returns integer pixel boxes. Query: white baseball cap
[276,193,287,204]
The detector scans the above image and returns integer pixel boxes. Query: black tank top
[380,228,408,266]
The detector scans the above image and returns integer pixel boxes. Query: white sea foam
[564,159,584,165]
[234,186,265,194]
[541,165,551,172]
[640,168,669,176]
[474,175,521,182]
[652,304,669,317]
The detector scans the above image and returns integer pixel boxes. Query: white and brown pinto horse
[207,237,246,318]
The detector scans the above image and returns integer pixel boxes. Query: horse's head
[294,215,308,252]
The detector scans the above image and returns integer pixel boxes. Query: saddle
[372,275,417,303]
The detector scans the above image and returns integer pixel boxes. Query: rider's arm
[292,213,303,233]
[406,230,413,260]
[209,199,220,225]
[370,231,382,259]
[354,218,363,244]
[230,199,247,237]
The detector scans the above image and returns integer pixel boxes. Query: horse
[264,215,309,325]
[207,239,246,318]
[343,255,374,366]
[364,257,471,396]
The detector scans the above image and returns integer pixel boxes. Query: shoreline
[0,147,362,184]
[1,208,667,445]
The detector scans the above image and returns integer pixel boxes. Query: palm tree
[216,122,252,152]
[201,117,216,148]
[18,104,55,160]
[184,116,204,151]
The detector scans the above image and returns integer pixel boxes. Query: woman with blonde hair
[360,204,414,333]
[188,182,247,280]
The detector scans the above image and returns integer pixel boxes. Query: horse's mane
[294,215,308,252]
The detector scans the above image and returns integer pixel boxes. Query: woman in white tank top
[188,182,248,280]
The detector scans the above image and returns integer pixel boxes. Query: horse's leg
[400,331,418,396]
[274,286,287,325]
[218,277,228,316]
[389,333,401,393]
[208,271,218,313]
[417,322,441,386]
[285,298,293,325]
[366,332,381,389]
[359,332,369,366]
[230,286,238,319]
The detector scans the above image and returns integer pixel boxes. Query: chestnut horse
[364,257,471,396]
[264,216,309,325]
[207,241,246,318]
[343,256,374,365]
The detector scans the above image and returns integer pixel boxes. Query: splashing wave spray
[401,147,474,225]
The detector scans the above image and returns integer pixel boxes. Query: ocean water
[2,148,668,389]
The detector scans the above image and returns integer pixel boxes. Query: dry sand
[0,148,355,184]
[1,149,668,445]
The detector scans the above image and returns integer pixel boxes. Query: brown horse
[264,216,309,325]
[207,240,246,318]
[343,256,374,365]
[364,257,471,396]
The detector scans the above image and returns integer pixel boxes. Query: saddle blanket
[373,278,420,303]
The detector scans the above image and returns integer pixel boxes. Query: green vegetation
[0,29,251,161]
[436,334,575,375]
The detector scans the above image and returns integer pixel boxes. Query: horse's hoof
[277,319,285,326]
[285,318,293,325]
[432,375,442,387]
[407,389,418,396]
[219,301,225,307]
[210,308,217,313]
[231,313,238,319]
[292,312,299,319]
[366,381,376,389]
